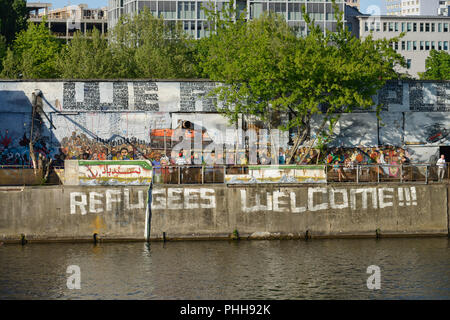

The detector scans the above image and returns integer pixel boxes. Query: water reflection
[0,238,449,299]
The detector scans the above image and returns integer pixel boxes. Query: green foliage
[1,20,61,79]
[0,0,28,45]
[109,8,198,79]
[58,28,116,79]
[197,0,405,160]
[419,50,450,80]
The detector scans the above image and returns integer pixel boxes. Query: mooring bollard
[305,230,311,240]
[20,234,27,245]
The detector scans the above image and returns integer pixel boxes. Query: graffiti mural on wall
[0,113,52,166]
[405,112,450,146]
[1,80,450,166]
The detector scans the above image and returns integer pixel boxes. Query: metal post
[377,165,380,183]
[201,165,204,184]
[425,165,428,184]
[356,165,359,184]
[400,165,403,183]
[325,164,328,184]
[178,166,181,184]
[223,165,226,184]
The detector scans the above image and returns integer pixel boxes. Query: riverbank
[0,183,449,243]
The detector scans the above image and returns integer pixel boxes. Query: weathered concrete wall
[0,186,148,241]
[0,184,448,242]
[0,169,42,186]
[150,184,449,239]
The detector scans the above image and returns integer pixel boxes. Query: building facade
[438,0,450,16]
[27,3,108,42]
[385,0,401,16]
[108,0,349,38]
[358,15,450,77]
[385,0,441,16]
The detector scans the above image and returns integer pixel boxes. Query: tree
[419,49,450,80]
[0,0,28,45]
[1,19,61,79]
[109,8,198,79]
[58,28,117,79]
[197,0,405,163]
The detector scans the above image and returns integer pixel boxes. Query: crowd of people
[1,130,416,168]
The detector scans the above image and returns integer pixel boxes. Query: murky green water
[0,238,449,299]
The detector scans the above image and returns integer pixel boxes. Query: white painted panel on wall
[157,82,180,112]
[75,82,84,103]
[99,82,114,104]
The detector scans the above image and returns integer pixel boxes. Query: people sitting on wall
[279,148,286,165]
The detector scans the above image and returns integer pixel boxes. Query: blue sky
[47,0,385,13]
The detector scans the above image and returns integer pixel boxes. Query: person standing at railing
[160,153,170,183]
[437,154,446,182]
[279,148,286,165]
[333,160,347,182]
[152,154,162,183]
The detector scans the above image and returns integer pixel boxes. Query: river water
[0,238,449,300]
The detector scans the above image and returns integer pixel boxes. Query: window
[407,41,412,51]
[401,22,406,32]
[431,23,435,32]
[406,59,411,69]
[389,22,394,32]
[420,23,424,32]
[438,41,442,50]
[425,23,430,32]
[432,41,435,50]
[420,41,424,50]
[395,42,399,50]
[383,22,387,32]
[413,23,417,32]
[438,23,442,32]
[407,22,412,32]
[425,41,430,50]
[444,23,449,32]
[402,41,406,50]
[444,42,449,51]
[413,41,417,51]
[376,22,380,32]
[365,22,369,32]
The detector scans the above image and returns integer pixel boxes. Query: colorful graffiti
[0,129,51,166]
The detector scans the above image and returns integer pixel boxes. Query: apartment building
[438,0,450,16]
[108,0,349,38]
[385,0,401,16]
[385,0,441,16]
[358,15,450,77]
[27,2,108,42]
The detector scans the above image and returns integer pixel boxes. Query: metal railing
[2,162,450,185]
[326,164,429,184]
[151,163,448,185]
[152,165,227,184]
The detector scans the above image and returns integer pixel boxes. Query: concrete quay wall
[0,184,448,242]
